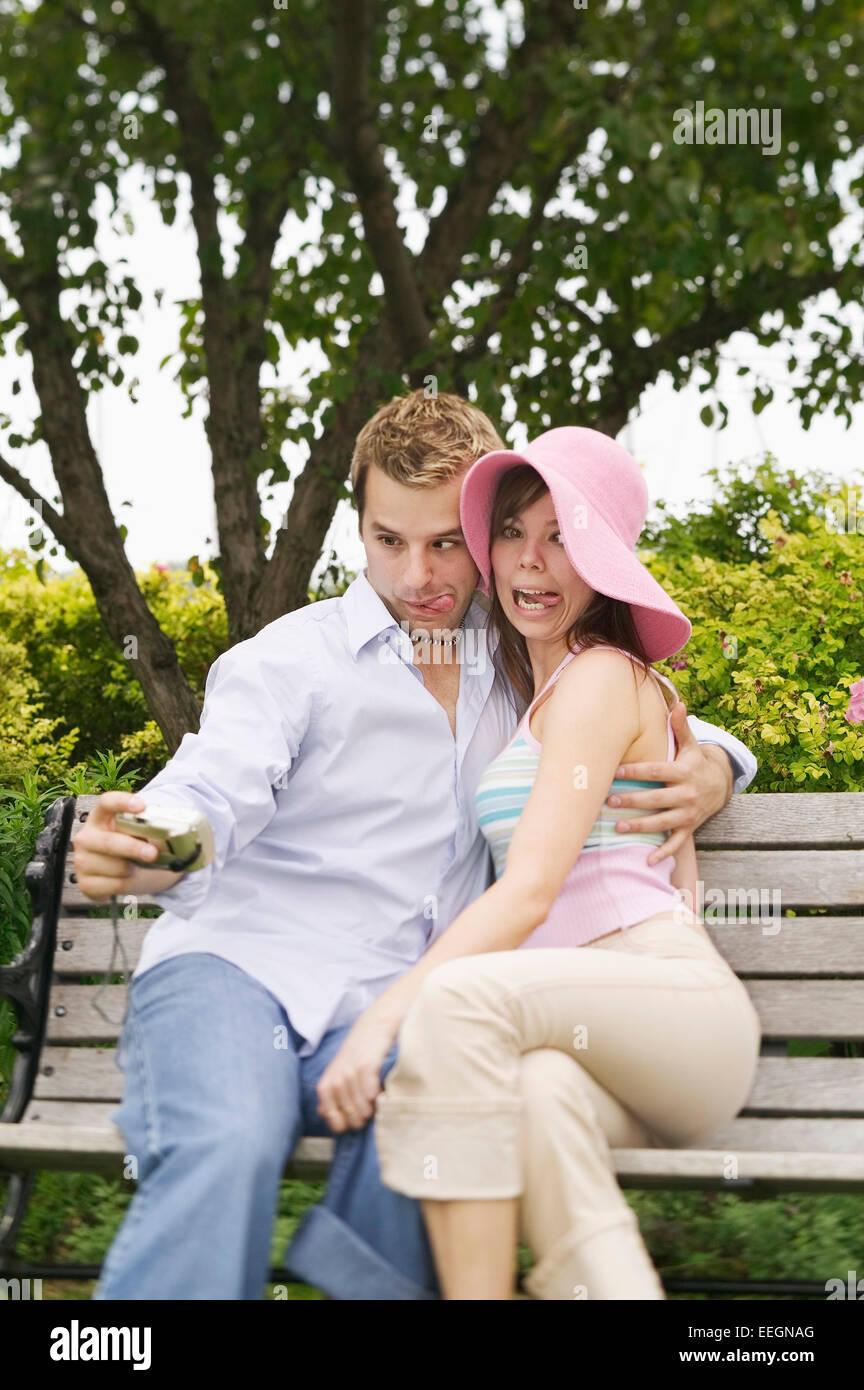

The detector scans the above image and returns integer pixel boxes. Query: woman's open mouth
[512,587,562,612]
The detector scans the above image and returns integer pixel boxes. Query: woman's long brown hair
[486,464,664,716]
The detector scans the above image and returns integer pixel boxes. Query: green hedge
[650,505,864,789]
[0,553,229,787]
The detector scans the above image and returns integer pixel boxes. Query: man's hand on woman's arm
[607,702,741,866]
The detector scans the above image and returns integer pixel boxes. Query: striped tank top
[475,643,686,948]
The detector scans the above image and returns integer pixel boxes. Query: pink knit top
[475,644,685,947]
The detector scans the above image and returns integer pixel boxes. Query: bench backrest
[11,791,864,1155]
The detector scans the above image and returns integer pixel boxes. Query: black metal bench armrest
[0,796,75,1124]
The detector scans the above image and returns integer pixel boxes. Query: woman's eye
[500,525,561,542]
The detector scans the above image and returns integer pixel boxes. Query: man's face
[359,464,480,635]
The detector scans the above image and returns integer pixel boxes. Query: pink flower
[670,658,688,670]
[844,677,864,725]
[154,563,169,573]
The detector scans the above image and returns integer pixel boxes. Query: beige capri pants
[374,910,762,1300]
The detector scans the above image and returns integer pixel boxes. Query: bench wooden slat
[706,1117,864,1154]
[42,979,864,1044]
[746,980,864,1038]
[29,1050,864,1115]
[54,920,151,974]
[3,1122,864,1192]
[46,986,127,1041]
[19,1109,864,1156]
[49,916,864,979]
[697,850,864,908]
[744,1058,864,1115]
[70,792,864,849]
[21,1100,120,1127]
[33,1048,124,1101]
[61,849,864,910]
[0,1123,334,1179]
[693,792,864,848]
[706,919,864,975]
[613,1148,864,1193]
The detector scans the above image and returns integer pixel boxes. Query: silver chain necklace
[409,618,465,646]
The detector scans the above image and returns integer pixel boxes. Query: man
[74,390,757,1300]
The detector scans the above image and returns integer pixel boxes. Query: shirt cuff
[687,715,758,795]
[150,860,215,920]
[133,787,217,920]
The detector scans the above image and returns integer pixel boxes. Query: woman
[317,426,762,1299]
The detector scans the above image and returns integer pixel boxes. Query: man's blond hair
[349,389,505,525]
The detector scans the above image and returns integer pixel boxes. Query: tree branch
[0,451,77,557]
[418,0,684,302]
[655,266,847,366]
[584,264,850,439]
[416,0,589,298]
[330,0,431,365]
[125,0,267,638]
[0,239,202,746]
[454,159,576,365]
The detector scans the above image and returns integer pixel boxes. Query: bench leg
[0,1170,35,1273]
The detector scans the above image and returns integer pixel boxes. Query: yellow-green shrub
[0,551,228,781]
[650,510,864,789]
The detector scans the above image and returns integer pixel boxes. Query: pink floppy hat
[459,426,691,662]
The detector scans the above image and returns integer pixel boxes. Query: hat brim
[460,449,691,662]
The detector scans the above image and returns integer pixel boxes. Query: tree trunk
[5,253,202,752]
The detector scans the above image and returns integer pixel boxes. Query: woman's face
[490,489,594,639]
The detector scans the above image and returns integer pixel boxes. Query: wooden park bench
[2,789,863,1297]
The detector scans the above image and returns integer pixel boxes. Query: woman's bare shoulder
[549,646,643,717]
[553,649,673,760]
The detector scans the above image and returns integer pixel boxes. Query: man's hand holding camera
[71,792,187,901]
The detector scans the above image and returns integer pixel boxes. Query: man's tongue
[414,594,455,612]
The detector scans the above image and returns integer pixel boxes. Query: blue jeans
[92,953,440,1300]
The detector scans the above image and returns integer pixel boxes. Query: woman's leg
[517,1048,664,1299]
[417,1051,659,1301]
[416,1051,665,1301]
[420,1197,518,1300]
[374,914,761,1299]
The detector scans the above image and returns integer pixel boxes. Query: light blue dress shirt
[133,568,757,1057]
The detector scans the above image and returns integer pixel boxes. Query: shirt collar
[342,567,496,661]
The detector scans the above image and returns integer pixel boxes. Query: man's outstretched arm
[73,631,316,916]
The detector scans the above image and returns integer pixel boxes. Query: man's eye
[378,536,399,546]
[434,539,459,549]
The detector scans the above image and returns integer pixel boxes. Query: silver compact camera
[114,803,215,873]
